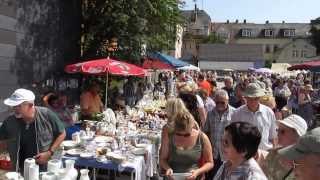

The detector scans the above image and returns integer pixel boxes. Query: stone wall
[0,0,81,112]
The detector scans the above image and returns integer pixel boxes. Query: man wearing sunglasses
[0,89,65,172]
[279,127,320,180]
[203,89,235,178]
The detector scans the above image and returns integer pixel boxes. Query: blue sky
[183,0,320,23]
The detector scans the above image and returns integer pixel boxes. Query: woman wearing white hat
[262,114,308,180]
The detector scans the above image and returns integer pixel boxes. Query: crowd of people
[156,70,320,180]
[0,68,320,180]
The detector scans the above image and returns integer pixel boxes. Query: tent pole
[105,72,109,109]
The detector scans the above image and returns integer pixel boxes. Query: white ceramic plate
[94,136,114,143]
[66,149,82,156]
[132,148,146,155]
[172,173,192,180]
[62,140,78,149]
[80,152,94,159]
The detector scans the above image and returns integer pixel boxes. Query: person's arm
[198,107,207,128]
[36,109,66,164]
[269,111,278,148]
[298,93,310,105]
[159,128,173,178]
[0,121,8,152]
[187,133,214,180]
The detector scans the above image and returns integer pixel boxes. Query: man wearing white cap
[0,89,65,172]
[262,114,308,180]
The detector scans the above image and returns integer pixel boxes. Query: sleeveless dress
[168,132,202,173]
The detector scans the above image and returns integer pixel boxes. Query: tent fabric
[142,58,173,70]
[147,52,189,68]
[177,65,200,71]
[288,59,320,71]
[271,63,291,73]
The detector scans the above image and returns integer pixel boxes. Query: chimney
[226,20,230,24]
[266,20,269,24]
[235,19,239,24]
[244,19,247,24]
[282,21,285,24]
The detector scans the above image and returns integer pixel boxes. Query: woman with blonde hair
[160,106,213,180]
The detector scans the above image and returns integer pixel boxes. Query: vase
[79,169,90,180]
[65,160,78,180]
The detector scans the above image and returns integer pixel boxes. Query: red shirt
[198,80,212,95]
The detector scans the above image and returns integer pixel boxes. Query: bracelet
[48,149,54,156]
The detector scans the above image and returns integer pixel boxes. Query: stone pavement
[0,169,8,179]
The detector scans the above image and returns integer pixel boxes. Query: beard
[14,113,23,118]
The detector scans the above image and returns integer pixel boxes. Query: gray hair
[215,89,229,100]
[224,76,233,82]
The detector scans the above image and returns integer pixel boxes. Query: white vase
[79,169,90,180]
[65,160,78,180]
[57,169,68,180]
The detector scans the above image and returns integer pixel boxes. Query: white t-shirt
[196,94,204,108]
[231,104,277,150]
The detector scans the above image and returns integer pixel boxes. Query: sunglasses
[277,128,286,135]
[175,132,191,137]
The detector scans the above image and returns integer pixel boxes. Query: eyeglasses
[277,128,286,135]
[292,160,303,169]
[222,138,230,147]
[175,132,191,137]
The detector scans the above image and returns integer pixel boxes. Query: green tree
[201,32,225,44]
[81,0,183,63]
[310,17,320,55]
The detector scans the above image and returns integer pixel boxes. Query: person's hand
[165,168,173,179]
[35,151,51,165]
[186,169,199,180]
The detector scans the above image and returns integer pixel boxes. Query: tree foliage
[82,0,183,63]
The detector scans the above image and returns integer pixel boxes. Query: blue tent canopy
[148,52,189,68]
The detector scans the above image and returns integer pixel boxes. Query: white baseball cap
[278,114,308,136]
[4,88,35,107]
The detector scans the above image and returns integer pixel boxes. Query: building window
[274,44,279,51]
[265,45,270,53]
[264,29,274,37]
[241,29,252,37]
[284,29,295,37]
[301,50,307,58]
[292,50,299,58]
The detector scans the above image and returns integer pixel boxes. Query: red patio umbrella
[65,58,147,76]
[288,59,320,71]
[65,58,147,106]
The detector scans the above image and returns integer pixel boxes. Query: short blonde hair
[166,98,187,121]
[173,110,195,132]
[260,95,276,109]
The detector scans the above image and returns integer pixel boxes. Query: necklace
[25,124,30,130]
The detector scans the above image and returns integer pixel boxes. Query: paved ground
[0,169,8,179]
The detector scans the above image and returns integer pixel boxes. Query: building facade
[198,44,264,70]
[212,20,317,64]
[180,6,211,64]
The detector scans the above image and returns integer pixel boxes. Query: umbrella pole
[105,72,109,109]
